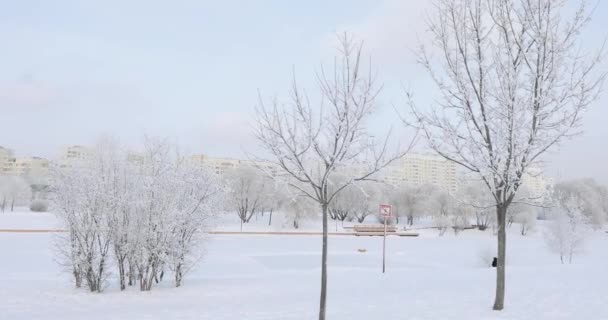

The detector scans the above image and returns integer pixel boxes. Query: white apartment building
[379,153,458,192]
[191,153,458,192]
[62,145,92,162]
[190,154,281,176]
[0,146,14,174]
[3,157,50,177]
[0,145,50,184]
[190,154,242,175]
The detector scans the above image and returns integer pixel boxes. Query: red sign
[379,204,392,217]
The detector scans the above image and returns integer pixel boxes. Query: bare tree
[254,33,413,320]
[225,166,266,231]
[410,0,604,310]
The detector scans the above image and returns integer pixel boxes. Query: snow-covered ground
[1,210,607,319]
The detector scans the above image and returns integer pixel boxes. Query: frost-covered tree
[52,137,222,292]
[427,187,457,235]
[459,180,494,231]
[254,33,412,319]
[0,175,31,212]
[555,178,608,225]
[51,140,119,292]
[225,166,267,231]
[353,182,383,223]
[410,0,604,310]
[515,210,537,236]
[167,164,223,287]
[391,184,432,227]
[283,191,316,229]
[545,193,590,264]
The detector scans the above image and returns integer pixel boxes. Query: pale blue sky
[1,0,607,182]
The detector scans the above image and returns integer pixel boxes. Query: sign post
[379,204,392,274]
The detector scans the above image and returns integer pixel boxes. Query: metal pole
[382,216,387,273]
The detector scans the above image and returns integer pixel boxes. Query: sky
[0,0,607,183]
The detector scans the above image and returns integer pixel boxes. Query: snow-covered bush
[51,137,223,292]
[29,199,48,212]
[451,204,472,235]
[544,195,591,264]
[52,159,113,292]
[0,175,31,213]
[283,194,316,229]
[555,179,608,226]
[515,210,537,236]
[225,166,268,228]
[434,215,451,236]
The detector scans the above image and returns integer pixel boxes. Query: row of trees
[51,138,223,292]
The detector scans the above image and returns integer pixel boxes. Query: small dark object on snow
[491,257,497,268]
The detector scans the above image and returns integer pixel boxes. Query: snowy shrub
[451,204,471,235]
[29,199,48,212]
[434,215,451,236]
[544,195,591,264]
[51,137,223,292]
[515,211,537,236]
[0,175,31,213]
[283,195,315,229]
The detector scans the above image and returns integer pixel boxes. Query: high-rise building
[0,146,14,174]
[379,153,458,192]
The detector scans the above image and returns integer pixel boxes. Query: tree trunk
[268,209,273,226]
[319,203,329,320]
[11,197,15,212]
[175,263,183,287]
[117,258,126,290]
[128,260,136,286]
[73,267,82,288]
[493,204,507,311]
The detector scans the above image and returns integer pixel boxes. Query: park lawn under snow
[1,211,607,320]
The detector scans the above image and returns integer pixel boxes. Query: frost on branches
[254,33,414,320]
[51,138,223,292]
[410,0,605,310]
[544,193,591,264]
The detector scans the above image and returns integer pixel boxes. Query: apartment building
[0,145,50,184]
[2,157,50,177]
[190,154,242,175]
[379,153,458,192]
[190,154,282,176]
[191,153,458,192]
[62,145,92,162]
[0,146,14,173]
